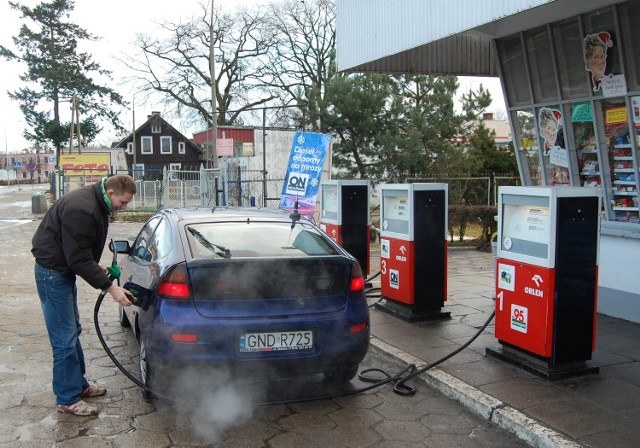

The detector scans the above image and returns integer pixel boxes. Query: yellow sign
[60,153,110,177]
[242,142,255,157]
[605,107,628,125]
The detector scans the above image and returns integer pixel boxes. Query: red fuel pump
[487,186,601,379]
[320,180,371,275]
[376,183,449,322]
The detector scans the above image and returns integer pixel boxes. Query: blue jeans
[35,263,90,406]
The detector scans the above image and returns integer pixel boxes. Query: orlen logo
[395,245,407,262]
[285,172,309,195]
[524,274,544,298]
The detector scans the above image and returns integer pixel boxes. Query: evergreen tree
[310,73,402,180]
[468,122,518,175]
[314,73,492,182]
[0,0,124,161]
[388,75,487,180]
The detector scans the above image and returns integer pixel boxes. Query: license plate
[239,331,313,352]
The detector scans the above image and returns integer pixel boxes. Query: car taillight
[350,262,365,293]
[170,333,198,343]
[349,323,368,333]
[157,264,191,299]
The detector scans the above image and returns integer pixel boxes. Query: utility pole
[132,92,138,179]
[68,95,83,155]
[209,0,218,168]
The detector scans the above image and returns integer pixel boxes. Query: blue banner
[279,132,331,216]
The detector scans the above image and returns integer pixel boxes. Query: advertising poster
[583,31,627,97]
[633,96,640,128]
[538,107,570,184]
[60,153,110,182]
[279,132,331,216]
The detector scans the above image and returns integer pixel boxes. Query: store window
[600,97,638,223]
[525,27,558,103]
[512,110,542,186]
[619,1,640,91]
[498,35,531,107]
[553,18,590,99]
[496,2,640,224]
[570,102,602,188]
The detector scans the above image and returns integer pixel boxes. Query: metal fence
[113,164,284,212]
[405,175,520,205]
[60,169,517,216]
[223,165,285,208]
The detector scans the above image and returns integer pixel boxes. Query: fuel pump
[376,183,449,322]
[487,186,600,379]
[320,180,371,275]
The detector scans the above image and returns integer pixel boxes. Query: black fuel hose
[94,289,495,404]
[93,290,176,402]
[358,309,496,395]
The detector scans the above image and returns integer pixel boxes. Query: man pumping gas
[32,175,136,416]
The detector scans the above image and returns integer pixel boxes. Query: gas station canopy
[336,0,621,76]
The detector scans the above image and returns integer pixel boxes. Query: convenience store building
[337,0,640,322]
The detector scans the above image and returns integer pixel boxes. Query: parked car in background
[111,207,370,396]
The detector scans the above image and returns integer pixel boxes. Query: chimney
[482,112,494,121]
[148,111,161,119]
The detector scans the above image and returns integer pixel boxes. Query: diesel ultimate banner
[279,132,331,217]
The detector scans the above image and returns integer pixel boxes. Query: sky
[0,0,506,153]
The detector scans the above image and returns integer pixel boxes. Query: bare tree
[264,0,336,130]
[121,1,277,131]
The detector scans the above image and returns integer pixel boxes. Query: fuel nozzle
[123,282,153,311]
[107,239,121,281]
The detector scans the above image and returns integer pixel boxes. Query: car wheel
[323,365,359,384]
[139,337,153,399]
[118,305,131,327]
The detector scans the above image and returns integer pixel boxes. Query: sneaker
[80,385,107,398]
[56,400,99,416]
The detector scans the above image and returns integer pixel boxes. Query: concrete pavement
[365,245,640,448]
[1,185,639,447]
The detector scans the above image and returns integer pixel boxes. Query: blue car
[111,207,369,395]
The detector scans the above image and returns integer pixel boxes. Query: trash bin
[32,192,48,214]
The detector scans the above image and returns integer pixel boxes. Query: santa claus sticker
[583,31,627,97]
[538,107,569,185]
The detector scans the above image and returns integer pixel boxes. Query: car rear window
[185,221,340,259]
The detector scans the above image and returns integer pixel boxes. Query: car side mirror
[109,240,131,255]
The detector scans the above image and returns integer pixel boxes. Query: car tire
[323,365,359,384]
[118,305,131,327]
[139,337,153,399]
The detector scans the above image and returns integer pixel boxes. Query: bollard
[32,192,48,214]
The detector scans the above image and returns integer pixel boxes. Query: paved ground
[365,243,640,448]
[1,183,640,447]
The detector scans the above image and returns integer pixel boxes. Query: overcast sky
[0,0,505,152]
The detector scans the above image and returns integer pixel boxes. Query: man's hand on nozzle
[106,284,133,307]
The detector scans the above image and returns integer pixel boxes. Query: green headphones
[100,177,112,212]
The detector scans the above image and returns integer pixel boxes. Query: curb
[369,337,583,448]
